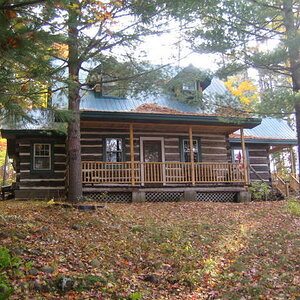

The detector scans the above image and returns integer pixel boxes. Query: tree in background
[182,0,300,172]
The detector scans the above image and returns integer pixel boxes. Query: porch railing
[81,161,246,185]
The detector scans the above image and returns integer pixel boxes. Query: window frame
[179,137,202,162]
[30,142,54,174]
[103,136,126,162]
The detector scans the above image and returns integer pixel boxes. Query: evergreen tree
[0,1,60,122]
[183,0,300,172]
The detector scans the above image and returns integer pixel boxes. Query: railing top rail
[82,161,242,166]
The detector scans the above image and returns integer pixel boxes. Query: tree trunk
[283,0,300,175]
[67,4,82,202]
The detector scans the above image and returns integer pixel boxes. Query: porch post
[241,128,249,184]
[189,126,195,185]
[130,124,135,186]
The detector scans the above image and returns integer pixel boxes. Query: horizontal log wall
[230,142,271,183]
[247,144,271,182]
[16,137,66,199]
[80,126,228,163]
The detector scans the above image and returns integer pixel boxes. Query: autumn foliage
[0,200,299,299]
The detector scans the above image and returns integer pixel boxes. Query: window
[180,138,201,162]
[33,144,51,171]
[104,138,124,162]
[231,148,247,163]
[182,82,196,91]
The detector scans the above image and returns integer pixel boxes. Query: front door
[143,140,162,162]
[141,139,164,183]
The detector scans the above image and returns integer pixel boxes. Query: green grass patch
[286,197,300,216]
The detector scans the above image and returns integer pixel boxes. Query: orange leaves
[52,42,69,59]
[5,37,22,49]
[6,9,17,19]
[95,11,112,21]
[0,201,299,299]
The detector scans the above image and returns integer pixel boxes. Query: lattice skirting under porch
[196,192,236,202]
[85,192,132,203]
[84,191,237,203]
[145,192,183,202]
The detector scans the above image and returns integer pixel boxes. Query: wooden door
[142,140,163,183]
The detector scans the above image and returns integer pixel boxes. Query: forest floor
[0,199,299,299]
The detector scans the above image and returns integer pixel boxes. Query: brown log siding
[16,137,66,198]
[80,126,228,163]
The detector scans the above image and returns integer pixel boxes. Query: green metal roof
[78,77,229,114]
[230,118,297,145]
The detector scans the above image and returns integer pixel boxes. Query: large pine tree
[27,0,182,201]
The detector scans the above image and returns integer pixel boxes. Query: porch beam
[130,124,135,186]
[81,120,242,133]
[189,126,195,185]
[241,128,249,184]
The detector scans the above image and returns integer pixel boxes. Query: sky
[137,28,220,71]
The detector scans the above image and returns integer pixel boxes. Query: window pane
[35,144,50,156]
[233,149,243,163]
[106,138,122,152]
[33,144,51,170]
[34,157,50,170]
[183,82,196,91]
[183,139,199,162]
[105,138,123,162]
[107,152,117,162]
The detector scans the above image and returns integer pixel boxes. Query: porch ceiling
[80,120,242,134]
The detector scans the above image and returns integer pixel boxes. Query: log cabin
[1,67,297,202]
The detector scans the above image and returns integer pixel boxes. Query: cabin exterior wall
[248,144,271,183]
[80,125,229,163]
[230,142,271,183]
[14,137,66,200]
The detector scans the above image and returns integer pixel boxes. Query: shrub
[0,247,17,300]
[247,181,271,201]
[286,197,300,216]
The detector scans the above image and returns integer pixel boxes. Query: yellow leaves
[47,199,55,205]
[52,43,69,59]
[66,3,80,10]
[13,23,24,31]
[225,76,258,109]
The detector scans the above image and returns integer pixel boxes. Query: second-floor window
[182,82,197,91]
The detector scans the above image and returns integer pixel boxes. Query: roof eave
[229,137,297,145]
[1,129,66,139]
[81,111,261,128]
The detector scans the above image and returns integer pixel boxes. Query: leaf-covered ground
[0,200,299,299]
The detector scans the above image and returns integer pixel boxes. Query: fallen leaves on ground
[0,200,299,299]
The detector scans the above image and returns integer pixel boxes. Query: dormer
[165,65,212,103]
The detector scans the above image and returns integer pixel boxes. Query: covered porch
[79,113,255,188]
[82,161,246,185]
